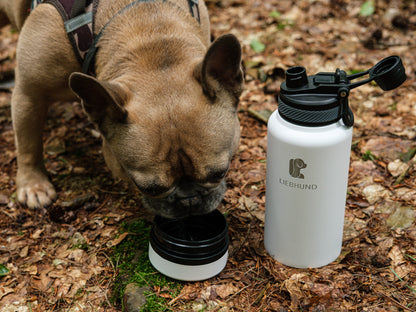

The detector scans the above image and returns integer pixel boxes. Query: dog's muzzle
[142,179,226,219]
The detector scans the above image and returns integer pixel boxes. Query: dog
[1,0,243,218]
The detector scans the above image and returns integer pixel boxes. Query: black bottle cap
[278,56,407,128]
[370,56,407,91]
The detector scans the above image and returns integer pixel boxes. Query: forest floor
[1,0,416,311]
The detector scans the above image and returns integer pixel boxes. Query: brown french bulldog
[2,0,243,218]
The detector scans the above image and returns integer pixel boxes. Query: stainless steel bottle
[265,56,406,268]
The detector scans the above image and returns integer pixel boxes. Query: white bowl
[149,209,229,281]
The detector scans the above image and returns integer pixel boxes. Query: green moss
[111,219,182,311]
[362,150,377,161]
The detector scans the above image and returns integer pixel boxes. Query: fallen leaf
[0,287,14,299]
[283,273,307,310]
[388,245,405,267]
[0,263,10,276]
[362,184,391,204]
[360,1,375,17]
[250,39,265,53]
[215,283,239,299]
[19,246,29,258]
[177,284,200,300]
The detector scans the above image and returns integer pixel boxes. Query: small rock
[387,159,408,177]
[386,206,416,229]
[91,129,101,138]
[362,184,390,204]
[123,283,150,312]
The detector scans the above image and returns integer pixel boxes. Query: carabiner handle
[339,88,354,127]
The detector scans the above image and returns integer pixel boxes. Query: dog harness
[31,0,94,65]
[31,0,200,74]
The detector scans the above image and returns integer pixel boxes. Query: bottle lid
[370,56,407,91]
[278,56,406,127]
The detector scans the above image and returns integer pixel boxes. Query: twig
[394,157,415,185]
[252,282,271,306]
[99,251,117,278]
[225,283,251,302]
[94,186,128,195]
[377,289,416,312]
[168,293,185,306]
[61,193,97,209]
[229,222,252,258]
[0,208,16,220]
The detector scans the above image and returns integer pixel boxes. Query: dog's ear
[69,73,128,129]
[196,34,244,101]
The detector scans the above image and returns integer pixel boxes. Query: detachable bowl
[149,209,229,281]
[370,55,407,91]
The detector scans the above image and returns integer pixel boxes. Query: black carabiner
[339,88,354,127]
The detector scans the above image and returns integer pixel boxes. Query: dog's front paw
[16,170,57,208]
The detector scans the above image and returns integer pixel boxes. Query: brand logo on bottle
[289,158,307,179]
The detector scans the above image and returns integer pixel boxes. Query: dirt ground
[1,0,416,311]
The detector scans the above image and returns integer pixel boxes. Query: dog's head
[70,34,243,218]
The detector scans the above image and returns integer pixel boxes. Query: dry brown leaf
[388,245,405,268]
[283,274,307,310]
[0,287,14,300]
[215,283,239,299]
[177,284,200,300]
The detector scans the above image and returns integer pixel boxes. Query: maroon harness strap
[40,0,95,64]
[32,0,200,74]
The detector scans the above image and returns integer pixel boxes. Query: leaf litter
[1,0,416,311]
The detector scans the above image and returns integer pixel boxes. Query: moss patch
[111,219,182,311]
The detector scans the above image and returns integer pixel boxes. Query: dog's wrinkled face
[70,35,243,218]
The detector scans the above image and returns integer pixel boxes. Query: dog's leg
[11,4,80,208]
[12,90,56,208]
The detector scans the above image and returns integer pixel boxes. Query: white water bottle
[265,57,406,268]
